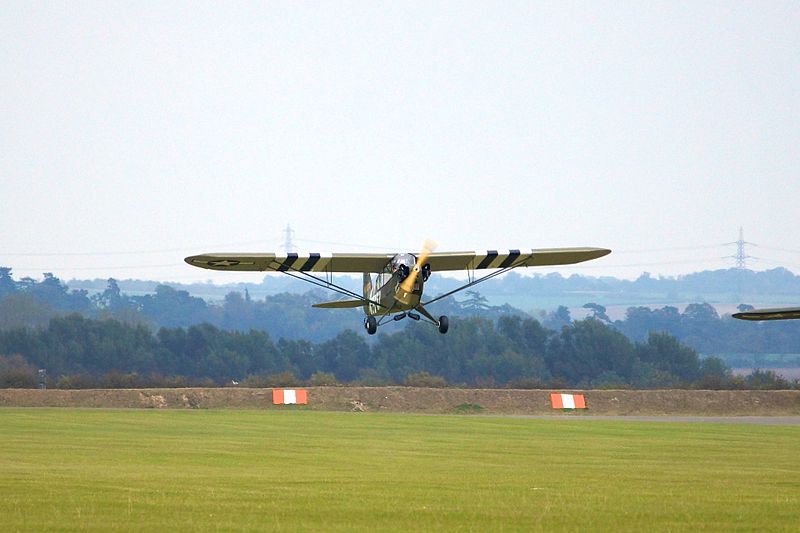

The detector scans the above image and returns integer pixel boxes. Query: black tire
[365,316,378,335]
[396,264,410,281]
[438,315,449,334]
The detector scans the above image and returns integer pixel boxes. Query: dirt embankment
[1,387,799,416]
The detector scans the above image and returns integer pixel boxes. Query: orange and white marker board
[550,393,586,409]
[273,389,308,405]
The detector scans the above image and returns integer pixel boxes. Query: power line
[575,256,729,270]
[753,244,800,254]
[293,238,399,251]
[0,239,280,257]
[613,244,726,254]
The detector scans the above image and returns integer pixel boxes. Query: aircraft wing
[426,247,611,271]
[732,307,800,321]
[185,252,395,273]
[185,247,610,274]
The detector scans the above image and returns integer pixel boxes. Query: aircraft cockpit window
[391,253,415,271]
[389,253,416,279]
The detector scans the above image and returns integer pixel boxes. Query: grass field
[1,409,798,531]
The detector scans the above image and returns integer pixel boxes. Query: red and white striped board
[272,389,308,405]
[550,393,586,409]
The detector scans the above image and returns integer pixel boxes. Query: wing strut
[274,260,387,310]
[422,264,517,306]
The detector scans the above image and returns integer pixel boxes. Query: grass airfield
[1,409,799,532]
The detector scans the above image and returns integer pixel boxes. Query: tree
[315,329,371,382]
[136,285,210,327]
[698,356,732,389]
[746,369,791,390]
[25,273,91,313]
[546,318,637,386]
[637,332,701,383]
[0,293,58,330]
[681,303,722,353]
[543,306,571,331]
[583,302,611,323]
[459,290,491,313]
[0,267,17,299]
[92,279,147,325]
[278,338,316,380]
[617,306,681,342]
[93,279,127,311]
[222,291,256,331]
[0,354,37,388]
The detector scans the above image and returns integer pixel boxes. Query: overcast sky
[2,1,799,284]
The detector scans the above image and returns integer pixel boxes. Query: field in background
[1,409,799,532]
[731,368,800,381]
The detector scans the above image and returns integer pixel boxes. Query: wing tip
[733,307,800,321]
[561,246,612,263]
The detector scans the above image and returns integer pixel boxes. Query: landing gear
[364,315,377,335]
[412,304,449,334]
[392,311,421,322]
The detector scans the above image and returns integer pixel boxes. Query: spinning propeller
[396,239,437,305]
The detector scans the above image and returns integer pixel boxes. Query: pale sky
[2,1,799,284]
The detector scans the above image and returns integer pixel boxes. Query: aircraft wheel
[365,316,378,335]
[438,315,449,334]
[396,264,409,281]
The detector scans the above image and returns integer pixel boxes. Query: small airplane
[185,242,610,335]
[732,307,800,321]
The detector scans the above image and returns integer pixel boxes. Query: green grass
[1,409,799,532]
[451,403,484,414]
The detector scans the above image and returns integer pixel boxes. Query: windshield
[391,253,416,272]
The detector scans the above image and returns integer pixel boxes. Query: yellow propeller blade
[399,239,437,294]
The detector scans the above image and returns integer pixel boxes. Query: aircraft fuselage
[366,259,424,316]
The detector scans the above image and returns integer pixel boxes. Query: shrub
[99,371,142,389]
[0,354,37,388]
[263,371,300,387]
[746,369,793,390]
[452,403,483,414]
[507,377,548,390]
[56,374,98,389]
[308,371,339,386]
[240,374,270,388]
[404,371,446,388]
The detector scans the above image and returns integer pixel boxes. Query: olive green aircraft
[185,242,610,335]
[733,307,800,321]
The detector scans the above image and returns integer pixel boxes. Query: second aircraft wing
[426,247,611,271]
[185,247,610,274]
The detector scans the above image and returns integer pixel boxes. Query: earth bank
[1,387,799,416]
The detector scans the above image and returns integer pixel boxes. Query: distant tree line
[2,267,800,375]
[599,302,800,354]
[0,269,528,342]
[482,267,800,298]
[0,267,800,386]
[1,313,795,390]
